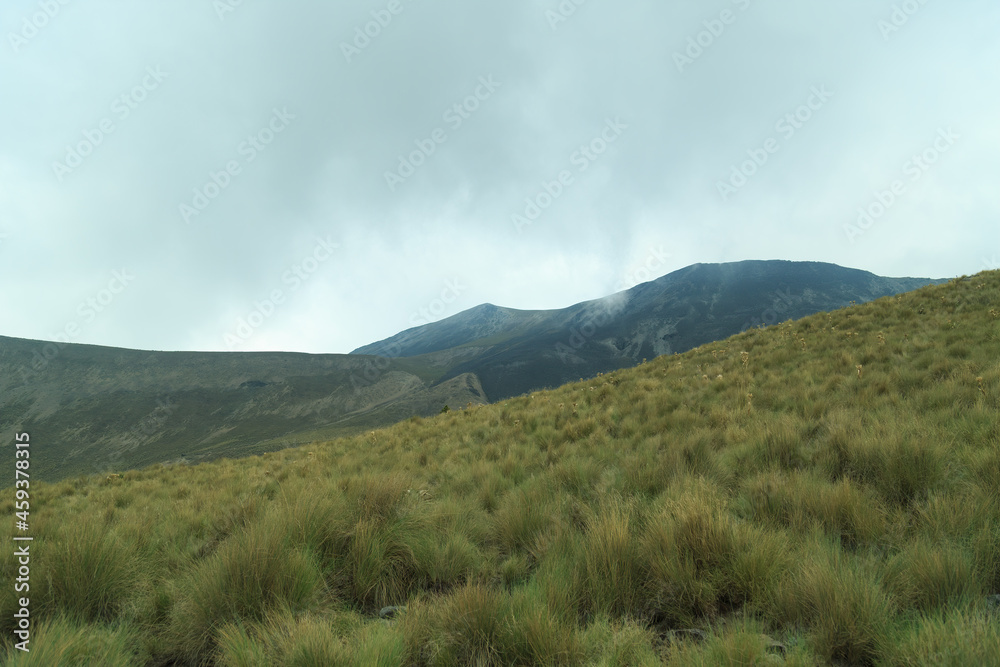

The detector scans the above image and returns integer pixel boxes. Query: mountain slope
[0,337,486,481]
[352,303,550,358]
[2,271,997,665]
[0,260,945,483]
[356,260,946,400]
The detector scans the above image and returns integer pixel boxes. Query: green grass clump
[2,615,146,666]
[214,606,406,666]
[168,511,326,660]
[581,495,644,618]
[665,614,817,666]
[345,514,425,609]
[491,478,557,557]
[578,615,661,666]
[885,541,980,611]
[37,515,147,624]
[2,270,1000,664]
[880,599,1000,666]
[402,582,580,666]
[777,534,895,664]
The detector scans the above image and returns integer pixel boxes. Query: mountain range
[0,260,946,482]
[353,260,946,400]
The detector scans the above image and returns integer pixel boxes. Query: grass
[2,270,999,665]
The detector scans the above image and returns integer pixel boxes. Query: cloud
[1,0,996,353]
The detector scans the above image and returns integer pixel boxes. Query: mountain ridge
[352,260,945,360]
[353,260,946,400]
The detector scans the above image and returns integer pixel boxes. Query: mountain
[353,260,947,400]
[0,338,487,482]
[352,303,548,358]
[1,260,945,483]
[2,270,997,665]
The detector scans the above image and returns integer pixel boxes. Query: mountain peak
[350,260,946,397]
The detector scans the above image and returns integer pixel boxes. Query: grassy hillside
[0,261,944,485]
[2,271,998,666]
[0,340,487,483]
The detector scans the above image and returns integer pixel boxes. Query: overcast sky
[1,1,997,354]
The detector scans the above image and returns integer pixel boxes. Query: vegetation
[2,271,998,665]
[0,337,485,484]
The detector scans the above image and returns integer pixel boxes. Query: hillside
[1,261,943,484]
[0,339,487,482]
[1,270,997,665]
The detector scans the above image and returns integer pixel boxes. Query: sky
[1,0,997,355]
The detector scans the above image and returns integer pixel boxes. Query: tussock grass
[3,270,1000,665]
[2,615,146,666]
[777,533,895,664]
[491,479,556,557]
[167,502,329,660]
[885,541,980,611]
[346,517,421,609]
[737,470,890,549]
[214,606,407,666]
[665,614,816,666]
[402,582,580,666]
[38,515,147,624]
[642,481,736,626]
[880,599,1000,666]
[581,495,644,618]
[578,615,660,666]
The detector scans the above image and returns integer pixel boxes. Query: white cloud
[1,0,996,353]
